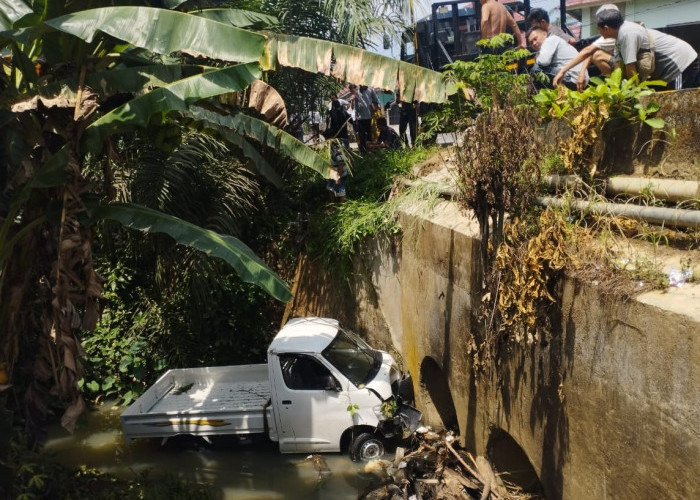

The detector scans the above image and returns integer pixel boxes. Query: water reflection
[44,404,376,499]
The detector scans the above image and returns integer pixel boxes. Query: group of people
[324,84,406,201]
[324,3,698,202]
[525,5,698,91]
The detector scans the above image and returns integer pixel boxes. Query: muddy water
[44,404,376,499]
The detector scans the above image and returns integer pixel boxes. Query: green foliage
[80,262,166,406]
[449,35,533,108]
[533,69,667,178]
[420,34,533,139]
[380,399,398,418]
[534,69,665,126]
[347,403,360,416]
[309,147,437,266]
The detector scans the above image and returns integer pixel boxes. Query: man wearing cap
[554,5,698,90]
[597,9,697,89]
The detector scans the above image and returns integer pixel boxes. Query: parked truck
[121,317,420,461]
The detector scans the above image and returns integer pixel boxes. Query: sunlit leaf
[193,8,279,29]
[81,63,261,154]
[268,33,450,103]
[0,0,33,30]
[44,7,266,62]
[187,106,329,178]
[643,117,665,129]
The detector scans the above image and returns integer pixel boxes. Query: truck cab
[267,317,418,460]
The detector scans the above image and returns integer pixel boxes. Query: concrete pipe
[537,196,700,229]
[543,175,699,204]
[605,177,700,203]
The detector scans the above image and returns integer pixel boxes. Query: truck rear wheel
[350,432,384,462]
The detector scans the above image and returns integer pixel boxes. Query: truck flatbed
[121,364,272,442]
[149,379,270,414]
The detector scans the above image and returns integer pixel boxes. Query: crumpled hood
[364,351,396,401]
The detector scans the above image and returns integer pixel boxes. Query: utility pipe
[543,175,700,203]
[537,196,700,229]
[605,176,700,203]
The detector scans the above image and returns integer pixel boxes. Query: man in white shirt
[553,4,619,90]
[527,27,588,90]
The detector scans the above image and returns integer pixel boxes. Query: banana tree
[0,0,449,439]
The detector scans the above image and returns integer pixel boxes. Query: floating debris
[360,430,536,500]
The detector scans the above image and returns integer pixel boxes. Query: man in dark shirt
[367,117,401,150]
[526,8,577,46]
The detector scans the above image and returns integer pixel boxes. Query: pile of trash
[358,428,535,500]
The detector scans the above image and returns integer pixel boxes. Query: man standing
[527,26,588,89]
[350,84,379,153]
[596,9,697,89]
[480,0,526,49]
[526,8,576,46]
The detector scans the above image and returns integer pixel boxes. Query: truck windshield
[322,328,381,387]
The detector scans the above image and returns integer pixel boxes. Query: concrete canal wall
[288,89,700,499]
[288,199,699,500]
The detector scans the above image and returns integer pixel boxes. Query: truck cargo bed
[121,364,272,442]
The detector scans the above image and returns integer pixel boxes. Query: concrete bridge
[287,91,700,499]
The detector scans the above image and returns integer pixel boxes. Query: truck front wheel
[349,432,384,462]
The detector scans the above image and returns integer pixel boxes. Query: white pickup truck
[121,317,420,461]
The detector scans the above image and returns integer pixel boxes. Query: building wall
[578,0,700,38]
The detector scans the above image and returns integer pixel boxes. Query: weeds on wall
[533,69,667,179]
[454,107,544,271]
[309,147,441,269]
[470,210,572,371]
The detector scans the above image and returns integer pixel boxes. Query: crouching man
[595,9,697,89]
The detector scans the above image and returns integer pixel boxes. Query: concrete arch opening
[419,357,459,432]
[487,428,545,496]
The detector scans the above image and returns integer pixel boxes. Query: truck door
[272,353,349,453]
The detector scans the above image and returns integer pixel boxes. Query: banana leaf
[0,0,33,30]
[193,8,279,29]
[187,106,329,178]
[32,64,207,100]
[161,0,189,7]
[190,118,283,188]
[92,202,292,303]
[81,63,262,154]
[267,33,450,103]
[42,7,266,63]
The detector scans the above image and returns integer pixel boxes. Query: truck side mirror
[323,375,341,392]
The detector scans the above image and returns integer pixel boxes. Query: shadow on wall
[494,280,574,500]
[487,428,546,498]
[420,357,459,433]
